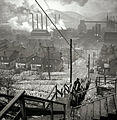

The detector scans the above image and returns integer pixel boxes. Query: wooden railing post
[55,85,57,99]
[115,78,117,94]
[104,76,106,85]
[95,77,97,87]
[50,102,54,120]
[99,77,100,85]
[63,104,66,120]
[20,96,27,120]
[115,78,117,107]
[64,84,65,96]
[93,101,94,118]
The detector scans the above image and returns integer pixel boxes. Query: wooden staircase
[0,83,71,120]
[72,93,117,120]
[71,76,117,120]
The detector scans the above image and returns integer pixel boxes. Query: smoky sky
[57,0,88,6]
[51,0,117,9]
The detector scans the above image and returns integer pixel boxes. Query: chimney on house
[31,13,34,30]
[46,15,48,30]
[41,13,43,30]
[36,14,39,29]
[55,14,57,24]
[58,14,60,21]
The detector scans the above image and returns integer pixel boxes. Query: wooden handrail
[72,78,116,97]
[46,85,56,99]
[46,83,71,101]
[24,94,66,105]
[13,111,21,120]
[0,91,25,119]
[0,91,66,119]
[73,92,117,109]
[45,83,70,109]
[24,95,45,104]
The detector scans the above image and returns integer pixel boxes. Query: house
[42,47,63,72]
[0,50,13,69]
[0,56,10,69]
[15,54,27,69]
[27,55,42,71]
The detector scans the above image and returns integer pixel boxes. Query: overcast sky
[7,0,117,17]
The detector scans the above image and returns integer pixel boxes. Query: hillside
[46,9,89,29]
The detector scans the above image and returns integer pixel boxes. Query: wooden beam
[0,91,25,119]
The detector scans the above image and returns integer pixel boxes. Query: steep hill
[46,9,89,29]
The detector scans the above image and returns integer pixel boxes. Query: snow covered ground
[0,58,88,98]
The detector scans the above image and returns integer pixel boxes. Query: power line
[43,0,64,30]
[35,0,85,59]
[35,0,69,44]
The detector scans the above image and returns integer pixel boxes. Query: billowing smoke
[57,0,88,6]
[8,16,32,32]
[1,0,117,32]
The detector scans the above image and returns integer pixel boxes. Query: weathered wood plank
[0,91,25,119]
[100,98,108,117]
[86,103,93,120]
[93,101,100,120]
[107,96,116,114]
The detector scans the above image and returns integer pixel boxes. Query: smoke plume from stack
[58,0,88,6]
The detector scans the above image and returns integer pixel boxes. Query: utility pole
[74,43,76,64]
[87,54,90,79]
[47,47,51,80]
[42,46,52,80]
[70,39,72,84]
[68,50,69,69]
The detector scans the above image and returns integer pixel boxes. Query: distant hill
[46,9,89,29]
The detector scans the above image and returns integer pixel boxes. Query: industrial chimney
[41,13,43,30]
[36,14,39,29]
[31,13,34,30]
[55,14,57,24]
[46,15,48,30]
[58,14,60,21]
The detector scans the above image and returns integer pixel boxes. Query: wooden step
[93,101,100,120]
[80,105,87,120]
[86,103,93,120]
[53,97,68,111]
[107,95,116,114]
[56,97,67,104]
[100,98,108,118]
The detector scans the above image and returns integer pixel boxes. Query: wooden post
[115,78,117,107]
[50,102,54,120]
[47,47,51,80]
[99,77,100,85]
[104,68,106,85]
[88,54,90,79]
[70,39,72,85]
[68,50,69,69]
[20,96,27,120]
[63,104,66,120]
[115,78,117,94]
[55,85,57,99]
[74,43,76,64]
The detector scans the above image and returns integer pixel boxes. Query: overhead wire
[43,0,64,30]
[35,0,85,59]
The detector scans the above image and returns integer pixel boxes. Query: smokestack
[55,14,57,24]
[31,13,34,30]
[36,14,39,29]
[46,15,48,30]
[58,14,60,21]
[41,13,43,30]
[107,13,109,22]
